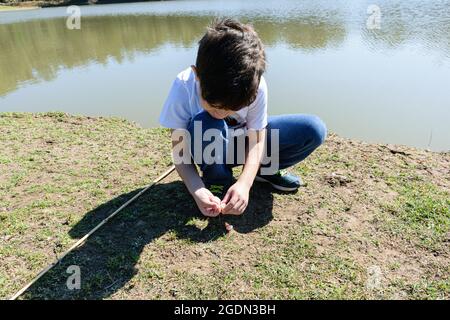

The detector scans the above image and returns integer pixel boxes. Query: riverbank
[0,112,448,299]
[0,4,38,10]
[0,0,154,9]
[1,1,90,9]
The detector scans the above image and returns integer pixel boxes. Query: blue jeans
[187,112,327,185]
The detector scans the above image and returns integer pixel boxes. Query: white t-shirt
[159,67,268,130]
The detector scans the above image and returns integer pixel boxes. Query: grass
[383,177,450,251]
[0,6,38,11]
[0,112,449,300]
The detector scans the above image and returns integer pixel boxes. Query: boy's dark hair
[195,18,266,111]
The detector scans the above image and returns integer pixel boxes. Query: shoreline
[0,112,448,299]
[0,1,157,10]
[0,5,39,11]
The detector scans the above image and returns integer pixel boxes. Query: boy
[159,18,326,217]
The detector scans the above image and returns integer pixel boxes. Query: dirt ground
[0,112,448,299]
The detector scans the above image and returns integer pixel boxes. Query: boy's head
[193,18,266,114]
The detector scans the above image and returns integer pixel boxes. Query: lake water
[1,0,449,151]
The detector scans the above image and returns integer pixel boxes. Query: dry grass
[0,6,38,11]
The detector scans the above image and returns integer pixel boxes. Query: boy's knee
[308,115,327,146]
[292,115,326,148]
[187,111,228,148]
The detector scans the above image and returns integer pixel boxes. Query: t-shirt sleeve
[159,78,192,129]
[246,76,268,130]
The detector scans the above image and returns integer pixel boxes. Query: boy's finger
[204,207,219,217]
[199,198,219,214]
[211,196,221,205]
[204,196,218,207]
[223,196,239,213]
[237,201,247,213]
[222,202,234,213]
[234,200,244,211]
[207,194,220,205]
[212,208,221,216]
[227,200,244,215]
[212,203,220,212]
[210,203,220,214]
[221,191,231,204]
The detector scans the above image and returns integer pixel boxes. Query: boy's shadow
[23,180,274,299]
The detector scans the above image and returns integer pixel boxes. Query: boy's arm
[222,128,266,215]
[171,129,221,217]
[239,128,266,187]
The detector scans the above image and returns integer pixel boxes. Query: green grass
[0,112,449,300]
[382,175,450,250]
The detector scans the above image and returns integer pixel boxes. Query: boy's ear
[191,65,199,80]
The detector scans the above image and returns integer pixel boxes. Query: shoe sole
[254,176,299,192]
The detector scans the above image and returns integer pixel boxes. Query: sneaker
[255,169,302,191]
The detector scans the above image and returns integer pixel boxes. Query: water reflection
[0,14,349,97]
[1,0,450,150]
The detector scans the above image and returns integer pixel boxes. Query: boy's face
[192,65,236,120]
[200,96,235,120]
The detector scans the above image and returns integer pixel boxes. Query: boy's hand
[221,181,250,215]
[193,187,222,217]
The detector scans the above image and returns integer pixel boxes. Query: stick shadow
[23,180,274,299]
